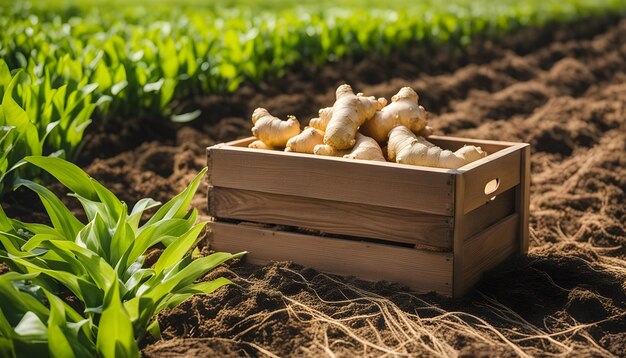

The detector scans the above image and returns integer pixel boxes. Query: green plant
[0,59,98,195]
[0,157,244,357]
[2,0,624,122]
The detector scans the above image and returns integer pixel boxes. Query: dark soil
[3,15,626,358]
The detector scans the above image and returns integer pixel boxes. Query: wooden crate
[206,135,530,297]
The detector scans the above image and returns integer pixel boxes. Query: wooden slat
[458,188,515,241]
[455,214,519,297]
[209,187,453,249]
[225,137,257,147]
[516,145,531,254]
[207,144,455,215]
[428,135,516,155]
[452,174,466,297]
[460,145,522,214]
[209,221,454,295]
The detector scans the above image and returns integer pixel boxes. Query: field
[1,0,626,357]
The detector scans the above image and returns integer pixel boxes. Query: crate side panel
[455,214,519,297]
[516,145,531,254]
[461,146,521,214]
[458,188,516,241]
[209,187,453,249]
[209,221,454,296]
[208,145,455,215]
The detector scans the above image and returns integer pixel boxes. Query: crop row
[0,0,625,194]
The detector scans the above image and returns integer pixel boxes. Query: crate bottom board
[208,221,454,296]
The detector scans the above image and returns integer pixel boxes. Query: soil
[3,15,626,358]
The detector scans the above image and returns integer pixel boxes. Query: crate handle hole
[484,178,500,195]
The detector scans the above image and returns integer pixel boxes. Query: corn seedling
[0,59,99,195]
[0,157,244,357]
[2,0,624,120]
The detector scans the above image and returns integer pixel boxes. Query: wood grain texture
[209,187,453,249]
[428,135,516,155]
[207,144,455,215]
[516,145,531,254]
[460,145,522,214]
[452,174,466,297]
[209,221,454,295]
[456,214,519,296]
[225,137,257,147]
[458,188,515,241]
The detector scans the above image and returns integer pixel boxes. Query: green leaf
[0,60,11,88]
[45,292,75,358]
[2,254,102,311]
[97,284,139,358]
[24,156,98,201]
[143,79,163,93]
[157,277,233,311]
[127,198,161,232]
[14,312,47,341]
[130,251,244,319]
[0,273,49,324]
[144,168,207,227]
[110,206,133,266]
[160,78,176,109]
[171,110,201,123]
[14,179,83,240]
[93,63,112,90]
[0,232,27,256]
[43,239,117,291]
[126,211,197,269]
[146,319,160,340]
[153,222,205,275]
[111,81,128,96]
[90,178,124,223]
[2,72,42,158]
[69,193,106,224]
[0,309,16,358]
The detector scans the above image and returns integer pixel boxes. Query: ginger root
[343,133,385,161]
[251,108,301,147]
[248,140,273,150]
[360,87,427,143]
[247,86,488,169]
[313,144,349,157]
[416,125,434,138]
[309,107,333,131]
[285,127,325,154]
[388,126,486,169]
[324,85,386,149]
[315,133,385,161]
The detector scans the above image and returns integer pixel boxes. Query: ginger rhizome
[248,140,273,150]
[313,144,349,157]
[360,87,427,143]
[324,84,386,149]
[315,133,385,161]
[343,133,386,161]
[309,107,332,131]
[387,126,486,169]
[251,108,301,147]
[416,126,434,138]
[246,85,489,169]
[285,127,325,154]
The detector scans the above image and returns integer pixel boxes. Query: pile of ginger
[248,84,487,169]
